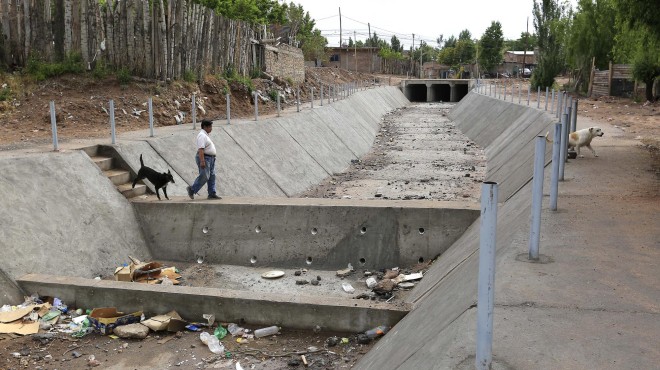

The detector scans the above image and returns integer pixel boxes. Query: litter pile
[114,256,181,285]
[337,263,428,301]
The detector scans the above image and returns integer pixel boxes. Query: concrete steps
[84,146,147,199]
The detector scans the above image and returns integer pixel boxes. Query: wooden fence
[589,61,634,98]
[0,0,262,80]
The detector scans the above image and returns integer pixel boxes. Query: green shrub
[92,60,110,79]
[250,67,261,79]
[268,89,278,101]
[0,85,11,102]
[183,69,197,83]
[25,53,84,81]
[116,67,131,85]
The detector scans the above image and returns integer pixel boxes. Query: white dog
[547,127,604,158]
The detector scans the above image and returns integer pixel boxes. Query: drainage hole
[255,225,261,233]
[418,257,425,263]
[196,255,204,264]
[306,256,313,265]
[359,257,366,265]
[418,227,425,235]
[250,256,257,264]
[311,228,318,235]
[360,226,367,234]
[202,226,209,234]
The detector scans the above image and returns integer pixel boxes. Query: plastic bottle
[254,325,280,338]
[200,332,225,354]
[364,325,390,339]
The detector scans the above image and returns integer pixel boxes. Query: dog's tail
[139,154,144,168]
[545,132,553,143]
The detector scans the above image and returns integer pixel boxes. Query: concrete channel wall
[355,91,557,369]
[0,87,408,305]
[132,199,479,270]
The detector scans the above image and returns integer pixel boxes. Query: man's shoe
[187,186,194,200]
[208,194,222,200]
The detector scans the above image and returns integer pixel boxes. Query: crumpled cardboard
[142,310,185,332]
[88,307,143,335]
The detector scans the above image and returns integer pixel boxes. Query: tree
[531,0,569,89]
[444,35,457,48]
[613,0,660,101]
[301,29,327,62]
[458,29,471,41]
[479,21,504,74]
[565,0,616,92]
[391,35,402,53]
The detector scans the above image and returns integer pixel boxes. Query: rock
[294,270,302,276]
[374,279,396,294]
[287,359,301,366]
[310,279,319,286]
[295,279,309,285]
[366,277,378,289]
[336,267,353,277]
[326,336,340,347]
[357,334,372,344]
[113,323,150,339]
[383,269,399,279]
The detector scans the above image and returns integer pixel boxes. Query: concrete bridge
[401,79,472,102]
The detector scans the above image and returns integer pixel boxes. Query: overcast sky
[289,0,576,49]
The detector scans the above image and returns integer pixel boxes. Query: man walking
[187,119,221,199]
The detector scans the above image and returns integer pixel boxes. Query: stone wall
[263,44,305,84]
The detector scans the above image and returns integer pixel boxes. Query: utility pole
[339,7,342,47]
[420,43,423,78]
[522,17,528,77]
[368,23,373,73]
[411,34,415,77]
[354,30,357,73]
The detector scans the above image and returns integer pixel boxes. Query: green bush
[26,53,84,81]
[0,85,11,102]
[116,67,131,85]
[268,89,278,101]
[183,69,197,83]
[92,60,110,79]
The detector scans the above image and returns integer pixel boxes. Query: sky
[287,0,576,49]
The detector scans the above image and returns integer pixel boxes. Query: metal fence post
[296,88,300,112]
[518,84,521,104]
[559,113,569,180]
[551,89,555,113]
[529,135,546,260]
[276,91,281,117]
[311,87,314,108]
[192,93,197,130]
[476,181,499,370]
[550,123,562,211]
[148,97,154,137]
[320,85,324,106]
[527,85,530,106]
[544,87,549,111]
[254,92,258,121]
[226,93,231,125]
[504,84,507,101]
[109,100,116,145]
[557,91,563,118]
[537,86,541,108]
[571,100,578,132]
[49,101,59,151]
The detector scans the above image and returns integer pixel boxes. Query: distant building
[421,62,452,79]
[323,47,382,74]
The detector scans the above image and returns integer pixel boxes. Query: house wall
[263,44,305,84]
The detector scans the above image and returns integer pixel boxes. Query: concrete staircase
[82,145,147,199]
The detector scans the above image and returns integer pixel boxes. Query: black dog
[132,154,175,200]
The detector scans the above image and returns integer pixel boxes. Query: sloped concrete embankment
[0,151,152,304]
[355,91,558,369]
[0,87,408,305]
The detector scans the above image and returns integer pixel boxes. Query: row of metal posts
[48,79,380,150]
[476,81,573,118]
[474,79,579,370]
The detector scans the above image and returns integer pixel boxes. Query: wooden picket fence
[0,0,263,80]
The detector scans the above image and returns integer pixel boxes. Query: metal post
[544,87,549,111]
[192,93,197,130]
[296,88,300,112]
[504,84,507,101]
[518,84,521,104]
[49,101,59,151]
[557,91,563,118]
[537,86,541,108]
[527,86,530,106]
[476,181,499,370]
[226,93,231,125]
[109,100,116,145]
[148,97,154,137]
[571,100,578,133]
[254,92,258,121]
[311,87,314,109]
[559,113,569,180]
[489,83,492,96]
[320,85,323,106]
[550,123,562,211]
[511,85,514,102]
[276,91,281,117]
[529,135,546,260]
[551,89,555,113]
